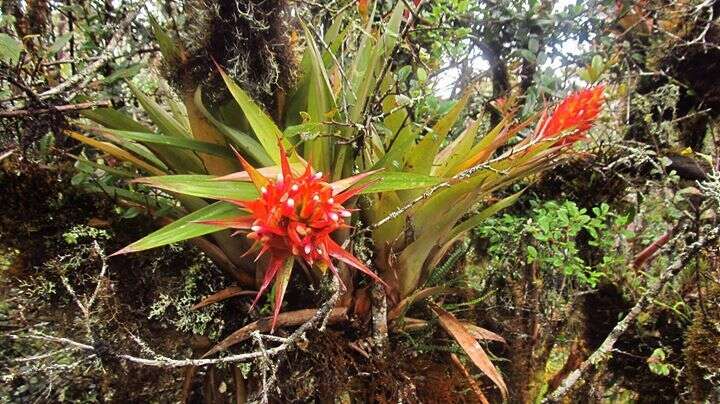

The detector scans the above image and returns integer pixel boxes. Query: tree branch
[0,100,111,118]
[8,276,344,370]
[543,223,720,402]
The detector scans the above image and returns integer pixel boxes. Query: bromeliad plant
[196,143,387,330]
[68,2,603,396]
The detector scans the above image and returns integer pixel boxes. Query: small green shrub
[62,225,110,245]
[475,200,633,287]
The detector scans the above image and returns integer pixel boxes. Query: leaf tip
[108,246,133,257]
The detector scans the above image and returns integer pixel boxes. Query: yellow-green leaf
[126,82,204,173]
[194,89,273,166]
[447,188,526,242]
[397,192,476,296]
[80,107,152,133]
[82,183,176,213]
[134,175,259,200]
[127,82,191,139]
[217,67,285,164]
[405,91,471,174]
[149,15,182,65]
[0,33,22,64]
[183,89,236,175]
[360,171,441,194]
[433,118,483,177]
[113,202,245,255]
[65,130,166,176]
[85,127,235,159]
[301,22,336,174]
[426,188,526,270]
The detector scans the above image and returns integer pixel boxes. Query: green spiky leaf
[113,202,245,255]
[134,175,259,200]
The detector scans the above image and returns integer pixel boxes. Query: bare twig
[252,330,277,404]
[543,223,720,402]
[0,149,15,162]
[0,100,111,118]
[8,275,344,370]
[85,242,108,312]
[369,138,554,229]
[40,47,159,67]
[202,307,347,357]
[11,348,74,363]
[8,322,287,368]
[250,277,342,402]
[59,241,108,340]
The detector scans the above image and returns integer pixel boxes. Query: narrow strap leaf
[65,130,166,176]
[133,175,260,200]
[111,201,246,255]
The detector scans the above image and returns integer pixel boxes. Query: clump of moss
[167,0,296,110]
[684,280,720,401]
[148,254,226,340]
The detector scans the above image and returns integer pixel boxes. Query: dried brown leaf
[192,286,257,310]
[450,353,491,404]
[430,302,508,400]
[460,322,507,344]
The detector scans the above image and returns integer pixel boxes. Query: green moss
[684,281,720,401]
[148,258,225,339]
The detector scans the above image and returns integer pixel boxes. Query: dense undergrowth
[2,0,720,402]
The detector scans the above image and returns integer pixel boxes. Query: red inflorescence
[538,85,605,146]
[203,142,384,329]
[244,167,354,268]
